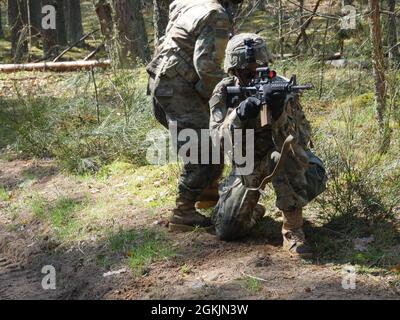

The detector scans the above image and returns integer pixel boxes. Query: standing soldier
[146,0,243,231]
[209,34,327,258]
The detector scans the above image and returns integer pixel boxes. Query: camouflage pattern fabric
[147,0,232,101]
[146,0,232,201]
[210,75,318,241]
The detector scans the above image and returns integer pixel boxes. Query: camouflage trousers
[212,127,311,241]
[148,75,224,201]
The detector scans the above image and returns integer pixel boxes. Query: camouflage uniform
[210,76,312,235]
[146,0,235,228]
[210,34,327,257]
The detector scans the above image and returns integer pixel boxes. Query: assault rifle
[227,67,313,126]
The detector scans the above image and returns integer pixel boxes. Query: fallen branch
[0,60,111,73]
[241,271,268,282]
[53,29,100,63]
[84,44,105,61]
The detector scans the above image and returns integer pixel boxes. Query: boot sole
[169,223,214,233]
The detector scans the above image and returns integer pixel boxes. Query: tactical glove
[263,84,287,120]
[236,97,262,121]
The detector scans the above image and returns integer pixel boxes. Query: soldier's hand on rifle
[236,97,262,120]
[263,84,287,120]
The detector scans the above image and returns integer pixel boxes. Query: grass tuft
[107,228,175,276]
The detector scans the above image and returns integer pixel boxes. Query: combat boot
[169,196,213,232]
[195,181,219,209]
[282,208,313,259]
[252,203,266,223]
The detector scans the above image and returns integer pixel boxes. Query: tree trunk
[297,0,308,54]
[278,0,284,59]
[95,0,116,62]
[64,0,84,44]
[386,0,400,65]
[28,0,42,40]
[131,0,150,63]
[113,0,131,65]
[56,0,67,45]
[369,0,389,151]
[8,0,29,62]
[153,0,171,48]
[95,0,114,40]
[0,60,111,72]
[113,0,150,66]
[0,4,4,39]
[130,0,150,62]
[41,0,59,57]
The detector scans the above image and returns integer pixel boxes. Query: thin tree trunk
[130,0,150,62]
[8,0,29,62]
[278,0,284,59]
[56,0,67,45]
[369,0,389,151]
[95,0,116,61]
[28,0,42,40]
[64,0,84,44]
[386,0,400,65]
[297,0,308,54]
[113,0,150,66]
[153,0,171,48]
[95,0,114,41]
[0,4,4,39]
[41,0,59,57]
[113,0,132,65]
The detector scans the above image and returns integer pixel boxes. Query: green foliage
[0,68,158,174]
[107,228,175,276]
[30,194,86,240]
[314,95,400,222]
[0,187,9,202]
[243,276,262,293]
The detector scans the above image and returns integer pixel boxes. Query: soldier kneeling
[209,33,327,258]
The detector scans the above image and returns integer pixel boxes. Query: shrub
[0,68,160,173]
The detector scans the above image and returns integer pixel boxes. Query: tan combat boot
[169,196,213,232]
[282,208,313,259]
[195,181,219,210]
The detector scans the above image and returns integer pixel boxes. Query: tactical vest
[146,0,228,86]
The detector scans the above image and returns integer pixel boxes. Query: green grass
[125,163,179,209]
[0,68,157,173]
[107,228,175,276]
[243,276,262,293]
[95,254,113,269]
[180,264,192,275]
[308,216,399,274]
[31,194,87,240]
[0,187,9,202]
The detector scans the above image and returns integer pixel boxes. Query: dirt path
[0,159,399,300]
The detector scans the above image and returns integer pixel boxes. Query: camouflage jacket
[146,0,232,100]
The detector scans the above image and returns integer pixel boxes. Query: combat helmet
[224,33,271,73]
